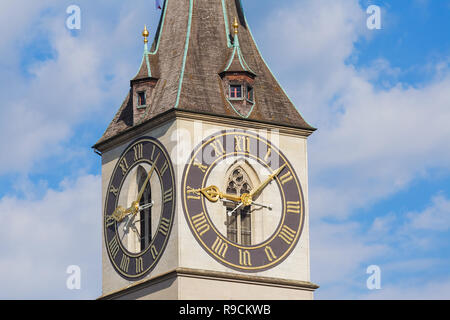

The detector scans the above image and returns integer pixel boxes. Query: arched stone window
[225,166,253,245]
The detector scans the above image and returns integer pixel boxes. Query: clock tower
[93,0,318,300]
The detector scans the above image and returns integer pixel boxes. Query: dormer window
[138,91,146,106]
[229,85,243,100]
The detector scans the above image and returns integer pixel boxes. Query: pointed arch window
[225,167,252,245]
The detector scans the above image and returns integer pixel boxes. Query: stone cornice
[98,267,319,300]
[93,109,315,154]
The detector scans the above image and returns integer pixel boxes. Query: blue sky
[0,0,449,299]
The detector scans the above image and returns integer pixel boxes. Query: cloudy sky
[0,0,449,299]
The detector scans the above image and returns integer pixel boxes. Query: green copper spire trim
[174,0,194,109]
[132,44,152,79]
[221,0,232,48]
[224,45,238,71]
[226,96,256,119]
[223,33,256,75]
[149,0,169,55]
[131,0,169,80]
[145,51,151,77]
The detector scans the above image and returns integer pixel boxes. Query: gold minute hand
[249,164,287,198]
[136,153,160,205]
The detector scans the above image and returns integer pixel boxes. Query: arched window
[225,167,252,245]
[137,166,152,251]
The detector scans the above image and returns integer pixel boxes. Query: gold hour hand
[198,186,221,202]
[111,205,133,222]
[198,186,242,203]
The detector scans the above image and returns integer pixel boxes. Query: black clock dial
[104,137,175,280]
[182,130,305,272]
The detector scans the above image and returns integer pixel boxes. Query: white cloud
[362,278,450,300]
[407,195,450,231]
[251,0,450,299]
[311,221,388,286]
[0,1,161,175]
[0,174,101,299]
[260,0,450,220]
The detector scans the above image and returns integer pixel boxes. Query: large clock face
[104,137,175,280]
[182,130,305,272]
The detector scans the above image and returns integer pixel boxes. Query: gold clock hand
[249,164,287,198]
[198,185,242,203]
[111,205,135,222]
[136,153,160,205]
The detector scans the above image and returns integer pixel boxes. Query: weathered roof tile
[95,0,315,148]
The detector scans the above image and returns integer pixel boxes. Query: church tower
[94,0,318,300]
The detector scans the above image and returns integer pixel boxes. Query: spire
[233,16,239,35]
[95,0,315,149]
[221,16,256,77]
[143,25,149,49]
[133,25,155,80]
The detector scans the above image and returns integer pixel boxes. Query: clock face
[104,137,175,280]
[182,130,305,272]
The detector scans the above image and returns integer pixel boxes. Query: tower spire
[95,0,315,149]
[142,25,149,51]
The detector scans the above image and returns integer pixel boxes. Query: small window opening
[138,92,146,106]
[229,85,243,99]
[247,86,254,103]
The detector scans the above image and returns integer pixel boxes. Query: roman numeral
[210,139,225,157]
[159,217,170,236]
[150,145,156,161]
[109,185,119,197]
[234,136,250,153]
[105,215,116,228]
[279,225,296,245]
[150,245,159,260]
[163,188,173,204]
[108,237,120,259]
[160,161,169,176]
[211,237,228,258]
[191,212,210,236]
[133,143,143,161]
[119,158,129,176]
[193,160,208,173]
[286,201,301,214]
[279,171,294,185]
[239,249,252,266]
[120,255,130,273]
[265,246,277,262]
[186,186,201,200]
[136,257,144,274]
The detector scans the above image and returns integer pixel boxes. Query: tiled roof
[95,0,315,148]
